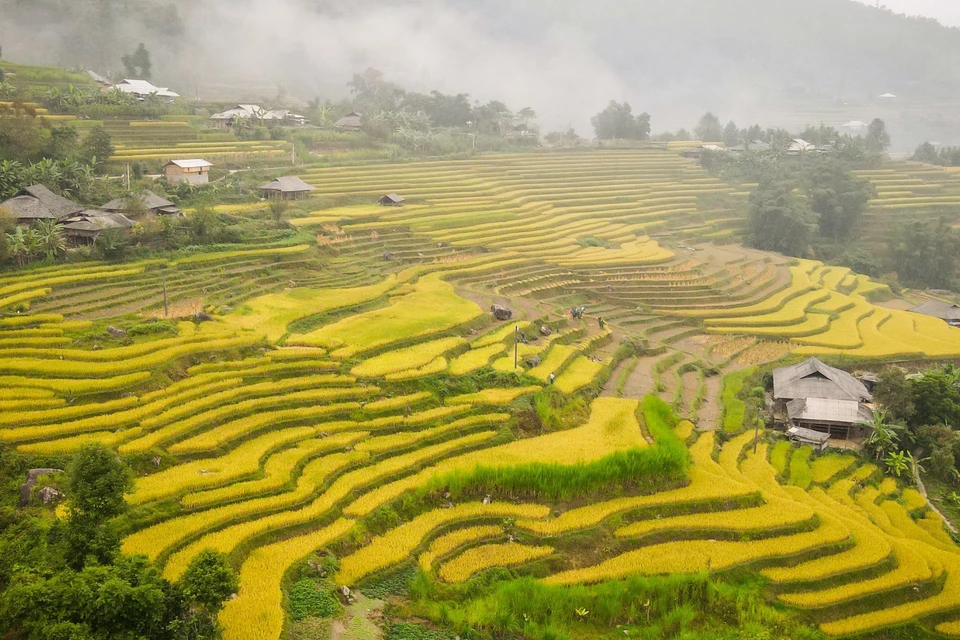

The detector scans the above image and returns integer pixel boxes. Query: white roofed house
[113,79,180,102]
[787,138,817,154]
[773,358,874,441]
[210,105,308,129]
[164,159,212,185]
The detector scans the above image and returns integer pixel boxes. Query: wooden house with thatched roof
[258,176,317,200]
[773,358,874,440]
[101,190,181,219]
[61,210,135,245]
[0,185,83,225]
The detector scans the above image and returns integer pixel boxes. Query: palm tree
[317,105,332,127]
[857,410,905,461]
[34,219,66,261]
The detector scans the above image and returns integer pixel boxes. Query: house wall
[165,166,209,185]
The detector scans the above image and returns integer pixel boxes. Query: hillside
[4,0,960,147]
[3,149,960,639]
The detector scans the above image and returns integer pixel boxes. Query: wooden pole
[162,271,169,318]
[514,324,519,369]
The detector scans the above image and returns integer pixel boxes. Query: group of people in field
[569,306,606,329]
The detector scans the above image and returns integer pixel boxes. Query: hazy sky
[855,0,960,27]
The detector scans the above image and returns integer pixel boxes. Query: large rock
[195,311,214,323]
[38,486,63,505]
[107,326,127,338]
[491,304,513,321]
[524,355,542,368]
[19,469,63,507]
[539,325,553,337]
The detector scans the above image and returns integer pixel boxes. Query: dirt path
[330,594,385,640]
[680,369,700,419]
[697,374,723,431]
[619,355,659,400]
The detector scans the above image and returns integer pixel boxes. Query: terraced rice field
[5,149,960,639]
[855,161,960,247]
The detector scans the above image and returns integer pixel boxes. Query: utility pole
[125,163,130,191]
[161,271,169,318]
[514,324,519,369]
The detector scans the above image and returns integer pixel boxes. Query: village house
[378,193,405,207]
[61,210,135,245]
[0,184,83,225]
[101,190,181,218]
[258,176,317,201]
[773,358,874,441]
[910,300,960,327]
[336,112,363,132]
[210,104,308,128]
[163,159,212,185]
[113,79,180,101]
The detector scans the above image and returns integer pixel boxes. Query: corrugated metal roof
[167,159,212,169]
[115,79,180,98]
[786,426,831,444]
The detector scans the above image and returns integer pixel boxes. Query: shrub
[287,579,341,620]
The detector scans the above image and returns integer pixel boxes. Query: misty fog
[4,0,960,148]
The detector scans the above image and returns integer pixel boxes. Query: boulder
[18,469,63,508]
[195,311,214,323]
[38,486,63,505]
[540,325,553,337]
[383,251,396,261]
[491,304,513,321]
[524,355,542,368]
[107,326,128,338]
[339,585,351,597]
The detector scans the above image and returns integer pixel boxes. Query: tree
[43,125,80,161]
[889,219,960,289]
[747,179,817,256]
[805,159,875,239]
[591,101,650,140]
[169,550,238,639]
[63,444,132,569]
[121,43,152,79]
[857,410,905,461]
[695,112,723,142]
[866,118,891,153]
[81,125,114,171]
[723,120,741,147]
[268,200,289,227]
[873,367,915,425]
[911,366,960,428]
[179,550,238,613]
[914,141,940,164]
[34,219,66,261]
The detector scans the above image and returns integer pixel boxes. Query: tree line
[0,444,238,639]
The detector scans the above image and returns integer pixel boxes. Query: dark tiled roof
[259,176,317,193]
[0,184,84,221]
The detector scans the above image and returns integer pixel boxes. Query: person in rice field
[549,373,556,384]
[598,317,605,329]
